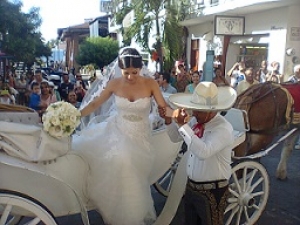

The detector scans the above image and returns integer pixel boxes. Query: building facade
[181,0,300,80]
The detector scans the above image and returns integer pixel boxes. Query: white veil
[79,58,156,129]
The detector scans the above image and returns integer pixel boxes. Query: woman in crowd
[39,81,57,116]
[176,64,190,92]
[184,70,201,93]
[212,67,230,87]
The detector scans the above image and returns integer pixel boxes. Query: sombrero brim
[169,86,237,111]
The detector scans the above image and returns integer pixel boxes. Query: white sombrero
[169,82,237,111]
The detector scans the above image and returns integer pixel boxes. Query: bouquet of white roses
[42,101,81,138]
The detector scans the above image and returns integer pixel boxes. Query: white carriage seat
[0,111,71,162]
[224,108,249,149]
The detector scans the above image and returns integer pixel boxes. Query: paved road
[56,140,300,225]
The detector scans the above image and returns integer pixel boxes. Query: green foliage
[0,0,51,67]
[115,6,132,25]
[163,3,185,71]
[113,0,187,73]
[76,37,119,69]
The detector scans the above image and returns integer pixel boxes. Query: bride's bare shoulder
[107,77,122,85]
[106,78,122,90]
[143,76,156,83]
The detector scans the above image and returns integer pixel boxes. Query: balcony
[181,0,300,26]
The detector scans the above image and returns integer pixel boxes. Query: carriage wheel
[0,191,57,225]
[225,161,269,225]
[153,153,183,197]
[1,215,22,225]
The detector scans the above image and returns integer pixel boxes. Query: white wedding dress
[72,95,157,225]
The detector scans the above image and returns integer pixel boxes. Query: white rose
[53,125,64,138]
[69,115,78,123]
[49,116,60,126]
[43,121,51,131]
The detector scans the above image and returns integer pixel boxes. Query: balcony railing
[183,2,205,20]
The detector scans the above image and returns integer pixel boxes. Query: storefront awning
[230,33,270,44]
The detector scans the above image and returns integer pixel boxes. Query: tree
[114,0,186,73]
[0,0,51,70]
[76,37,119,69]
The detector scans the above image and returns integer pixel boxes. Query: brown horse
[233,81,299,180]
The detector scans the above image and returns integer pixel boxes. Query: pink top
[40,94,57,109]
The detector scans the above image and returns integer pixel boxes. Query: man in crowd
[158,72,177,94]
[288,64,300,83]
[75,72,87,90]
[236,67,259,95]
[58,73,74,101]
[28,69,47,91]
[226,61,246,88]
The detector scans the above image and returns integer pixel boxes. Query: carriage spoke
[225,202,238,214]
[246,169,258,192]
[235,207,243,225]
[157,170,172,185]
[225,203,239,225]
[24,217,41,225]
[249,177,264,192]
[0,204,13,225]
[252,203,260,210]
[229,188,239,198]
[252,191,264,197]
[242,167,248,192]
[243,206,250,222]
[227,197,238,203]
[232,172,242,193]
[166,173,175,191]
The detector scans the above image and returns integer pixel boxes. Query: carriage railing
[231,127,298,160]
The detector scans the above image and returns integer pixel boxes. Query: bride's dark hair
[118,47,143,69]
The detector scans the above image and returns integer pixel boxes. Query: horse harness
[235,82,291,135]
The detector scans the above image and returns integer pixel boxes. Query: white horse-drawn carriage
[0,102,271,225]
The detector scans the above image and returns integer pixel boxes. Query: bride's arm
[150,78,167,109]
[80,80,115,117]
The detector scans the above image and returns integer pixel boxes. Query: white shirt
[166,114,233,182]
[236,80,259,95]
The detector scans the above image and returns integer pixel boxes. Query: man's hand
[173,108,190,127]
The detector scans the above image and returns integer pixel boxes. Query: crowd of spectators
[0,69,88,118]
[2,61,299,113]
[153,60,300,97]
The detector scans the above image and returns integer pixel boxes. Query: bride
[72,47,168,225]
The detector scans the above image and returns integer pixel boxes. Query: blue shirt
[29,93,40,110]
[160,84,177,94]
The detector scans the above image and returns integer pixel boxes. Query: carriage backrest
[0,111,40,125]
[224,108,249,149]
[224,108,249,132]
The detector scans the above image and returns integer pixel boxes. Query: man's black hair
[162,72,171,83]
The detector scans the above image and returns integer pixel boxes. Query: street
[55,137,300,225]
